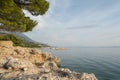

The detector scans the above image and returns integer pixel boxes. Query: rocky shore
[0,41,98,80]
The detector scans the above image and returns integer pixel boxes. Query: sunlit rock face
[0,41,98,80]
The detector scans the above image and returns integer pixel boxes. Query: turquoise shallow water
[41,47,120,80]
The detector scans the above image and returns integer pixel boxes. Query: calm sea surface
[41,47,120,80]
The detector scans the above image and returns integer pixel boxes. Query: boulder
[3,57,33,70]
[41,61,58,70]
[80,73,98,80]
[0,41,13,48]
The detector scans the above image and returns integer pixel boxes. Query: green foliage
[0,0,49,47]
[0,34,46,47]
[25,0,50,15]
[0,0,49,32]
[0,34,25,46]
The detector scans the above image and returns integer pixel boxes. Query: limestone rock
[80,73,98,80]
[3,57,33,70]
[0,41,98,80]
[41,61,58,70]
[0,41,13,48]
[29,48,42,54]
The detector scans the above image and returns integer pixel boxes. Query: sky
[24,0,120,47]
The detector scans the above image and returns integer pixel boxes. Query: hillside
[15,33,50,47]
[0,31,50,48]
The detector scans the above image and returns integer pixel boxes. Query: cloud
[66,1,120,27]
[66,24,99,30]
[24,0,120,47]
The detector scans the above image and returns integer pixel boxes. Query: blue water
[41,47,120,80]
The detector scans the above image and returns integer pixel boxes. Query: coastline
[50,47,69,50]
[0,41,98,80]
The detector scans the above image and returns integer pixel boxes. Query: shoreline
[0,41,98,80]
[50,47,69,50]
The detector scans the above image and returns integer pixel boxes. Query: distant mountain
[15,33,50,47]
[15,33,37,42]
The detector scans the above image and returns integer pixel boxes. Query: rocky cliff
[0,41,98,80]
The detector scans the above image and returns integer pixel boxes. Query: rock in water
[0,41,98,80]
[80,73,98,80]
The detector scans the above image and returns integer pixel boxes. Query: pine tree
[0,0,49,32]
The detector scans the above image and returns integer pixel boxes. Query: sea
[41,47,120,80]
